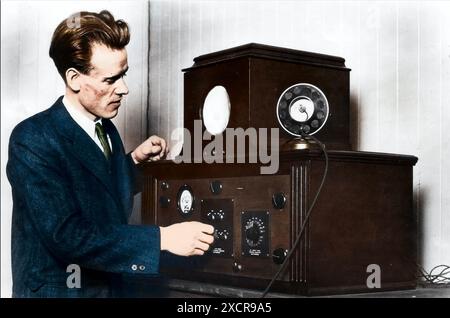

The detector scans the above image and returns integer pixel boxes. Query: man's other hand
[131,135,167,164]
[160,221,215,256]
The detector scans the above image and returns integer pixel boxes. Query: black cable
[418,264,450,284]
[261,134,329,298]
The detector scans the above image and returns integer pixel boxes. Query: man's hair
[49,10,130,83]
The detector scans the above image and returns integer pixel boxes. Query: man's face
[77,43,129,119]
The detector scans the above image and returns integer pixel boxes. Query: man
[6,10,214,298]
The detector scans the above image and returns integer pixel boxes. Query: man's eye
[105,74,126,84]
[106,78,118,84]
[106,74,127,84]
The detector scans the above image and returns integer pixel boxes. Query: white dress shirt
[62,96,112,154]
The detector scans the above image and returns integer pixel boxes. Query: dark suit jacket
[6,97,160,298]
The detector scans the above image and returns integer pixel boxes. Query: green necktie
[95,122,112,160]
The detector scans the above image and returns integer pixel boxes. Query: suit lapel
[49,98,122,209]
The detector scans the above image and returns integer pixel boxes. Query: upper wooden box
[183,43,351,151]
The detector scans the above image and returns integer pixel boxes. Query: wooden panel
[183,44,351,152]
[139,150,417,295]
[250,56,350,149]
[154,175,291,282]
[308,160,416,294]
[183,57,250,154]
[290,163,309,283]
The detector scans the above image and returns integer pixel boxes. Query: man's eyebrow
[103,66,129,81]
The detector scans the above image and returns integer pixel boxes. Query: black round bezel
[176,184,195,216]
[276,83,329,137]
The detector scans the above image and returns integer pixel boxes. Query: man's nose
[116,77,129,95]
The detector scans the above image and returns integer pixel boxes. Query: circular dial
[244,217,266,248]
[177,185,195,216]
[276,83,329,136]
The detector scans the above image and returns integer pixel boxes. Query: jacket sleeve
[6,121,160,275]
[126,152,143,195]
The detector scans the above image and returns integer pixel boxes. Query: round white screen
[202,86,231,135]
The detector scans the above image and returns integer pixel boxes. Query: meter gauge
[177,184,195,216]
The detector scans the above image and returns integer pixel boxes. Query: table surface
[124,278,450,298]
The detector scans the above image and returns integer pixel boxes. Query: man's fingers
[150,136,163,146]
[192,249,205,256]
[159,138,167,156]
[202,224,214,235]
[133,136,167,163]
[199,232,214,245]
[195,241,210,252]
[144,145,161,156]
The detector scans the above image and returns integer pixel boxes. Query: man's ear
[65,68,81,92]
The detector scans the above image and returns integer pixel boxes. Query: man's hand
[160,221,215,256]
[131,135,167,164]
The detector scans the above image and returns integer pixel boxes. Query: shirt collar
[62,96,101,140]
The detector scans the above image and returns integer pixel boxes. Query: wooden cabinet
[138,44,418,296]
[139,150,417,296]
[183,43,351,152]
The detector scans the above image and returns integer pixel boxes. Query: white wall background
[1,0,149,297]
[2,0,450,297]
[148,0,450,279]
